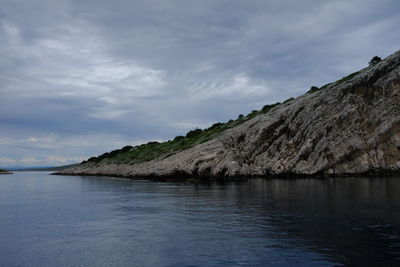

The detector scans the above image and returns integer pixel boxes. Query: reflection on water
[0,172,399,266]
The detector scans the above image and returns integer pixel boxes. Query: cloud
[46,155,86,164]
[0,157,17,165]
[21,157,40,164]
[0,0,400,166]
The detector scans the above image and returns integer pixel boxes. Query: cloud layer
[1,0,400,167]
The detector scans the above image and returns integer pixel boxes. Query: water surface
[0,172,399,266]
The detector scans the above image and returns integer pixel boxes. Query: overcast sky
[1,0,399,167]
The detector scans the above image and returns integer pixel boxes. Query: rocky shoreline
[53,172,400,182]
[54,167,400,180]
[56,50,400,180]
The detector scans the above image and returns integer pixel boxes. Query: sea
[1,172,399,266]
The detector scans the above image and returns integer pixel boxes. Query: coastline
[52,168,400,181]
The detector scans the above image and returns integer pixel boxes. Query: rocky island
[57,50,400,179]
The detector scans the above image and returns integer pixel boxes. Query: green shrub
[262,102,280,112]
[173,136,185,142]
[207,122,224,131]
[283,97,295,104]
[146,141,159,145]
[336,71,360,85]
[87,156,99,162]
[121,146,133,152]
[186,129,203,138]
[369,56,381,66]
[307,86,320,94]
[248,110,258,117]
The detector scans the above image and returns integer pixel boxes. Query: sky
[1,0,400,167]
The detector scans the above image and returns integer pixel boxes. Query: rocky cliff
[57,50,400,179]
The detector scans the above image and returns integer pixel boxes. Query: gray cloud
[1,0,400,167]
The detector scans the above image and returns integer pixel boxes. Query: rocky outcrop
[58,50,400,179]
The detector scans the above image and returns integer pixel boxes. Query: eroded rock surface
[59,50,400,178]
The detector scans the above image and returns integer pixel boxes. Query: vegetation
[307,86,320,94]
[0,169,10,173]
[283,97,295,104]
[369,56,382,66]
[335,71,361,85]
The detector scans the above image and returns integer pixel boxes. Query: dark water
[1,172,400,266]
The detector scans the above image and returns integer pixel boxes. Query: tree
[173,136,185,142]
[186,128,203,138]
[369,56,381,66]
[283,97,295,104]
[248,110,258,117]
[208,122,223,130]
[121,145,133,152]
[308,86,319,94]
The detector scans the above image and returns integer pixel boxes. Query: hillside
[57,50,400,179]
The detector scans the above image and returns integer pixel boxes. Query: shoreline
[52,168,400,181]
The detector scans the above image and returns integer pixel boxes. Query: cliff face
[59,50,400,178]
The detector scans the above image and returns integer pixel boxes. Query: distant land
[9,164,79,172]
[0,168,12,174]
[56,50,400,179]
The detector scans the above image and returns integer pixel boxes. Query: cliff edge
[57,50,400,179]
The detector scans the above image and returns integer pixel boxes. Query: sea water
[0,172,399,266]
